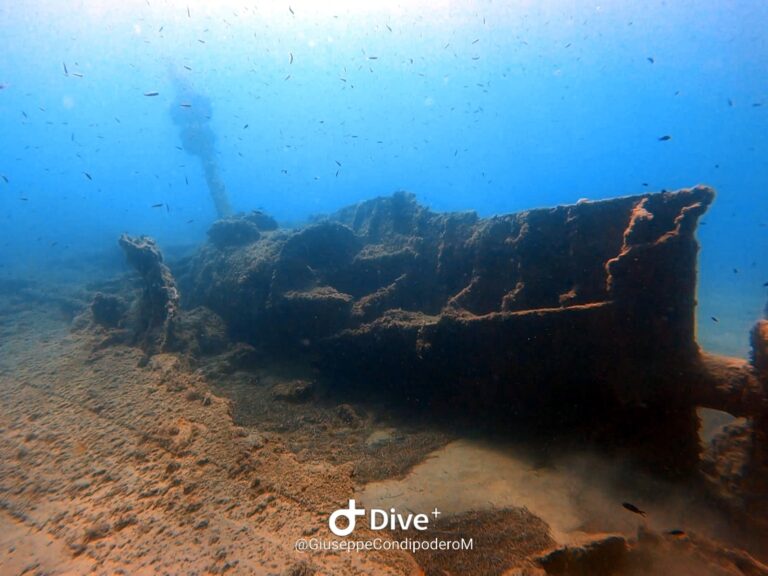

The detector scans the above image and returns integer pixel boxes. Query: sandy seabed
[1,291,766,576]
[0,294,416,575]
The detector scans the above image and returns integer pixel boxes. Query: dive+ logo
[328,499,438,537]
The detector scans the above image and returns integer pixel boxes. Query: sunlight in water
[70,0,492,29]
[73,0,465,18]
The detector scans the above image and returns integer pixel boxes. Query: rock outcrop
[82,235,230,359]
[537,528,768,576]
[700,301,768,546]
[118,234,180,353]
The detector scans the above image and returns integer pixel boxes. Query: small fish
[622,502,646,516]
[187,5,190,17]
[666,529,686,536]
[386,24,392,32]
[289,5,294,15]
[184,65,192,71]
[151,203,164,208]
[733,268,738,274]
[0,83,6,90]
[641,182,649,187]
[63,62,69,76]
[144,91,159,97]
[185,176,189,185]
[711,316,719,323]
[753,102,763,107]
[284,74,291,81]
[289,52,293,64]
[368,56,378,60]
[658,135,672,141]
[762,281,768,287]
[335,160,341,166]
[243,124,249,129]
[83,172,92,180]
[647,57,654,64]
[728,98,734,107]
[72,72,83,78]
[179,103,191,108]
[159,26,164,32]
[186,219,195,224]
[1,175,8,183]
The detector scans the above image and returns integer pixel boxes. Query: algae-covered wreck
[106,187,767,492]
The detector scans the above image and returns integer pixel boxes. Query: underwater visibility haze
[1,1,767,575]
[1,0,766,356]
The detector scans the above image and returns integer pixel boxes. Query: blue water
[1,0,766,356]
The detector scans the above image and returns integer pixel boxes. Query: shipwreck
[97,186,766,533]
